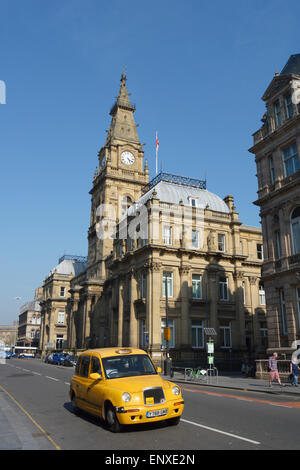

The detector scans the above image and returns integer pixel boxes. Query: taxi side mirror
[157,367,162,373]
[90,372,102,381]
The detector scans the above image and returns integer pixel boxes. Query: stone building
[17,291,42,348]
[249,54,300,355]
[0,323,18,347]
[39,255,86,351]
[66,74,266,368]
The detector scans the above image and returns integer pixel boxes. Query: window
[192,274,202,299]
[163,226,172,245]
[30,330,35,339]
[269,156,275,184]
[283,143,299,177]
[192,320,204,348]
[121,196,132,217]
[274,100,282,127]
[192,230,199,249]
[60,286,66,297]
[140,319,147,348]
[260,322,268,348]
[58,311,65,324]
[280,289,288,335]
[275,231,282,258]
[285,93,293,119]
[162,271,173,298]
[161,318,175,348]
[259,283,266,305]
[128,238,134,251]
[291,207,300,254]
[141,273,147,298]
[56,335,64,349]
[219,277,229,301]
[190,198,197,207]
[91,356,101,374]
[218,234,226,252]
[79,356,90,378]
[220,321,232,348]
[257,243,264,260]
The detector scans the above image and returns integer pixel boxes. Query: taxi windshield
[102,354,157,379]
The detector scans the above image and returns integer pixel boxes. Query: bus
[13,346,37,358]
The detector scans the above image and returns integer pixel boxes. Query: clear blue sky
[0,0,299,324]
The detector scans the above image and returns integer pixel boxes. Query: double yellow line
[0,384,61,450]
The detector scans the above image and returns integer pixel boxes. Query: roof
[125,180,230,218]
[20,300,41,315]
[280,54,300,76]
[78,347,148,358]
[50,258,87,277]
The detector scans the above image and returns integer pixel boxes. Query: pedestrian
[289,359,300,387]
[268,352,284,387]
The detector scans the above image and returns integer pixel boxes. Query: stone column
[129,270,138,347]
[179,265,191,348]
[149,261,162,354]
[234,271,247,350]
[207,266,218,340]
[118,277,124,347]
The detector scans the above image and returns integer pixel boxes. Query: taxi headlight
[122,392,131,403]
[172,386,180,396]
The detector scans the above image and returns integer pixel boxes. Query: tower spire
[106,74,139,145]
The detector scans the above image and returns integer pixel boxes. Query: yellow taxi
[69,347,184,432]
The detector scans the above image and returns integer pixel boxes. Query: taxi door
[73,355,94,413]
[86,355,106,418]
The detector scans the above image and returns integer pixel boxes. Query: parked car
[49,353,63,365]
[62,354,76,367]
[69,347,184,432]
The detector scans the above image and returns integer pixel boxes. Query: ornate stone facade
[65,75,266,368]
[249,54,300,355]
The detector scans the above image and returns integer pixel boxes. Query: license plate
[146,408,168,418]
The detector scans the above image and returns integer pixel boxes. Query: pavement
[167,369,300,397]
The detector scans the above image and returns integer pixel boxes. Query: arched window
[121,196,132,217]
[291,207,300,254]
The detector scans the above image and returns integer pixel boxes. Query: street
[1,358,300,451]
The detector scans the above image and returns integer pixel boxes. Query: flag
[156,132,159,150]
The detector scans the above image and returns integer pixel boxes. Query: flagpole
[156,131,158,175]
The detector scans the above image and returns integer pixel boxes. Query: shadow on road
[63,401,179,433]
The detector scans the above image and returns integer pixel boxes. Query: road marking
[65,382,70,386]
[181,418,261,445]
[181,386,299,409]
[32,372,42,376]
[45,376,59,382]
[0,384,61,450]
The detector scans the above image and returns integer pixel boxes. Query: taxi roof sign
[116,348,132,354]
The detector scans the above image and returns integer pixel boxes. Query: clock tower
[87,73,149,280]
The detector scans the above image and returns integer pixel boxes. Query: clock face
[121,151,135,165]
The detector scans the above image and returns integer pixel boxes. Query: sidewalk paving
[0,388,55,450]
[166,371,300,397]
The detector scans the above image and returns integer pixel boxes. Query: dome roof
[126,180,229,217]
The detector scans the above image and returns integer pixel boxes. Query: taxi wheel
[71,393,80,415]
[106,405,122,433]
